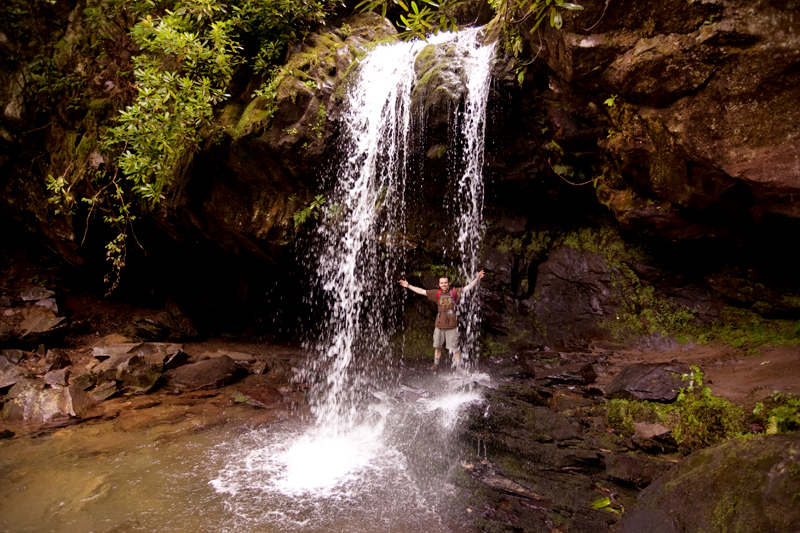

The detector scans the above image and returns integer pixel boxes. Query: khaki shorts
[433,327,459,352]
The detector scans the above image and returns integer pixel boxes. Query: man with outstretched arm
[399,270,485,371]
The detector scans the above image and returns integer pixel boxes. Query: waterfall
[211,29,496,531]
[303,27,496,432]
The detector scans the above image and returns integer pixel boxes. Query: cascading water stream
[209,29,497,532]
[304,27,496,431]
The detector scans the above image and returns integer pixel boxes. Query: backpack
[435,288,458,328]
[436,288,457,303]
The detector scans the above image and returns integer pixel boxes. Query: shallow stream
[0,370,489,533]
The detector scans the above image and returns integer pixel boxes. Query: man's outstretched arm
[463,270,485,293]
[399,279,427,296]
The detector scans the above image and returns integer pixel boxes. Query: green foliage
[105,1,240,206]
[672,366,746,451]
[754,393,800,435]
[105,0,337,205]
[685,307,800,353]
[603,94,617,107]
[311,104,327,138]
[72,0,336,290]
[604,397,676,435]
[45,175,76,216]
[425,262,461,283]
[355,0,462,41]
[603,366,747,454]
[589,496,623,514]
[293,194,326,228]
[486,0,583,59]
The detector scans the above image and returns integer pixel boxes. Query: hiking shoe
[429,363,439,371]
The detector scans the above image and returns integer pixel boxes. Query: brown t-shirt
[426,287,464,329]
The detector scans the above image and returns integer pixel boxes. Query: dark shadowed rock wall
[2,1,800,346]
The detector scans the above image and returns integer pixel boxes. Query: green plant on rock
[603,366,746,454]
[487,0,583,60]
[685,307,800,353]
[355,0,462,41]
[754,393,800,435]
[561,224,695,339]
[293,194,326,229]
[105,2,240,206]
[78,0,336,290]
[672,366,746,451]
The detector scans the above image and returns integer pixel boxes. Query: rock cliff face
[2,1,800,346]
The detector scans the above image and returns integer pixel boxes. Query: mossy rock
[411,42,471,127]
[616,433,800,533]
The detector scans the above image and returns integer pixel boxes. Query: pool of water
[0,371,488,533]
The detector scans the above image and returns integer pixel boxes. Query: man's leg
[433,347,442,370]
[446,328,461,368]
[432,329,443,370]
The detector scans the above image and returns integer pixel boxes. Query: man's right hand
[399,279,409,288]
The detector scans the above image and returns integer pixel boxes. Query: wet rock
[0,295,11,307]
[67,383,94,417]
[633,422,670,440]
[20,286,55,301]
[616,434,800,533]
[411,41,474,139]
[250,361,268,375]
[163,355,241,392]
[605,362,690,402]
[1,349,25,364]
[6,378,44,399]
[92,342,142,360]
[3,387,71,422]
[542,362,597,385]
[123,307,197,342]
[604,452,675,487]
[233,386,283,408]
[44,349,69,371]
[35,297,58,314]
[600,33,718,108]
[17,315,67,340]
[0,324,11,345]
[88,381,117,402]
[92,344,167,395]
[467,465,552,508]
[162,349,189,371]
[116,355,162,395]
[95,333,133,346]
[43,367,70,387]
[207,350,255,362]
[70,373,95,391]
[0,363,24,390]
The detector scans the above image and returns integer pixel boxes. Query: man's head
[438,277,450,291]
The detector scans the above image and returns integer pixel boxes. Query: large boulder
[163,355,241,392]
[605,362,690,402]
[615,434,800,533]
[3,382,93,423]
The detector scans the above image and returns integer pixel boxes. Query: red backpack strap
[437,288,442,301]
[452,288,456,302]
